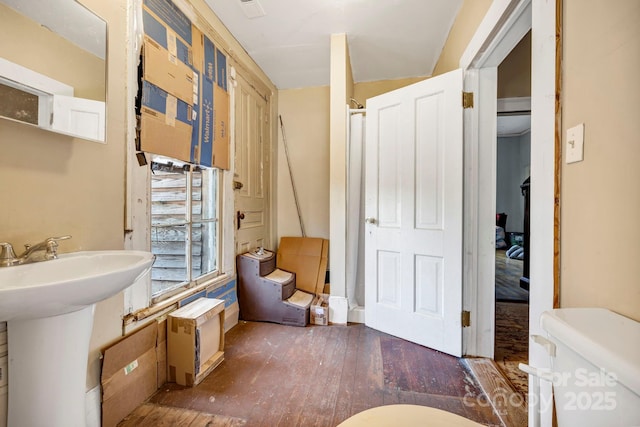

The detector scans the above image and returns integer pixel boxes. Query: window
[150,155,220,302]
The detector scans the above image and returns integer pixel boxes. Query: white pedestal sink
[0,250,155,427]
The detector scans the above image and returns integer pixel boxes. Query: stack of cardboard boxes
[100,297,226,426]
[139,0,229,169]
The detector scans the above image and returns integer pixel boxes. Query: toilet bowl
[536,308,640,427]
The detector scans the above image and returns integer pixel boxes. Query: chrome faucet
[0,235,71,267]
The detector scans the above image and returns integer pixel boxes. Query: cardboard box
[0,329,6,358]
[143,0,193,47]
[140,0,232,170]
[142,1,204,165]
[157,316,168,389]
[213,47,229,169]
[0,384,6,427]
[213,84,230,169]
[197,32,216,167]
[101,322,158,427]
[168,298,225,386]
[277,237,329,294]
[310,293,330,325]
[142,37,195,105]
[216,48,227,91]
[206,280,240,331]
[0,355,6,388]
[140,80,194,163]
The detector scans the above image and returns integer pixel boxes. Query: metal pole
[279,115,306,237]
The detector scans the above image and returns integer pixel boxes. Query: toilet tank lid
[541,308,640,395]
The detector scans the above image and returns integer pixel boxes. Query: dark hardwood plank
[117,402,155,426]
[380,335,483,398]
[118,404,247,427]
[329,324,362,425]
[466,358,527,427]
[146,322,504,426]
[495,301,529,397]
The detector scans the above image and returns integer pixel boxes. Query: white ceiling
[205,0,463,89]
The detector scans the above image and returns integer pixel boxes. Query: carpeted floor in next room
[495,249,529,303]
[494,248,529,399]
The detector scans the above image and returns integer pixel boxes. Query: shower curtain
[346,113,366,308]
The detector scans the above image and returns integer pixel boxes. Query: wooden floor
[495,250,529,303]
[466,358,528,427]
[140,321,503,427]
[495,302,529,397]
[494,249,530,408]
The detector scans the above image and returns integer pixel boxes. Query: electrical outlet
[566,123,585,163]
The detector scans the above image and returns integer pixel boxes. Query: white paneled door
[234,73,270,255]
[364,69,464,357]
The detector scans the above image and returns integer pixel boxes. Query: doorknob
[365,217,377,224]
[233,180,244,190]
[237,211,245,230]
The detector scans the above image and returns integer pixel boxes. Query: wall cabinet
[0,58,105,142]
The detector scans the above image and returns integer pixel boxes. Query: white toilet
[535,308,640,426]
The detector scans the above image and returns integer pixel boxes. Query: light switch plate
[566,123,584,163]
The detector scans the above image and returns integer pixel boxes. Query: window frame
[123,149,233,320]
[148,157,222,304]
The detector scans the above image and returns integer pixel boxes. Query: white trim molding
[459,2,556,426]
[498,96,531,113]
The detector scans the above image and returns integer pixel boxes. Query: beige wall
[277,86,330,241]
[497,31,531,99]
[353,76,428,106]
[0,3,105,102]
[560,0,640,320]
[1,0,279,394]
[432,0,493,76]
[0,0,128,390]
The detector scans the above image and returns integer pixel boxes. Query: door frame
[229,66,278,256]
[460,0,557,424]
[232,70,272,254]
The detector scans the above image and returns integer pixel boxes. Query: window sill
[123,272,231,328]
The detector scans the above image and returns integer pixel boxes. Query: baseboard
[347,306,365,323]
[328,296,348,324]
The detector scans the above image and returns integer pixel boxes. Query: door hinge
[462,92,474,109]
[462,310,471,327]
